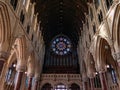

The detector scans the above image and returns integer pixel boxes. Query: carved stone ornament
[0,51,9,60]
[114,52,120,61]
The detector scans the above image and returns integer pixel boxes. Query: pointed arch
[95,36,118,71]
[0,1,11,53]
[14,35,27,71]
[112,3,120,52]
[70,83,80,90]
[41,83,53,90]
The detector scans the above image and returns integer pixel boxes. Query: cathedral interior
[0,0,120,90]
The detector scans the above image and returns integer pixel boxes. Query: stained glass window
[51,35,72,55]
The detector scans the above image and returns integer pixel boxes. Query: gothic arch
[14,35,27,71]
[40,81,54,90]
[112,3,120,52]
[95,36,118,71]
[0,1,11,53]
[41,83,53,90]
[70,83,80,90]
[68,81,81,88]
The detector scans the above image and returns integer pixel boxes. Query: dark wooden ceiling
[31,0,91,46]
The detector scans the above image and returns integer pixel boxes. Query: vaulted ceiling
[31,0,92,46]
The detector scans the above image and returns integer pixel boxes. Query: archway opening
[4,60,17,90]
[98,38,119,89]
[70,83,80,90]
[41,83,53,90]
[55,83,67,90]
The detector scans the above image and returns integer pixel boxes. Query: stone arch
[41,83,53,90]
[68,81,82,88]
[2,50,18,90]
[70,83,80,90]
[85,51,96,78]
[40,81,54,90]
[0,1,11,53]
[7,50,18,66]
[112,3,120,60]
[95,36,119,72]
[14,35,27,71]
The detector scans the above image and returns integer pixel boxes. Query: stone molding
[16,65,26,72]
[0,51,9,60]
[27,73,34,78]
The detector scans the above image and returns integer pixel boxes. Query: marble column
[14,71,24,90]
[90,78,94,90]
[99,72,108,90]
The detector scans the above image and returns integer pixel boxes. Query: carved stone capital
[97,65,107,73]
[27,73,34,78]
[0,51,9,60]
[34,76,40,81]
[114,52,120,61]
[16,65,26,72]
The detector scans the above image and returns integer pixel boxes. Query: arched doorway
[41,83,53,90]
[70,83,80,90]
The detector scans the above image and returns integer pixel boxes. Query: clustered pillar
[33,78,39,90]
[83,81,89,90]
[14,71,24,90]
[27,76,33,90]
[14,64,25,90]
[90,78,94,90]
[99,71,108,90]
[14,68,40,90]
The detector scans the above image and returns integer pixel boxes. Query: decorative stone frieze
[40,74,82,89]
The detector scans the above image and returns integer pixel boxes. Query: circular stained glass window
[51,35,72,55]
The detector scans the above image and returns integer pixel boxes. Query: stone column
[99,72,108,90]
[33,78,39,90]
[14,66,25,90]
[14,71,24,90]
[113,52,120,88]
[90,78,94,90]
[27,76,33,90]
[83,81,88,90]
[82,75,89,90]
[115,52,120,64]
